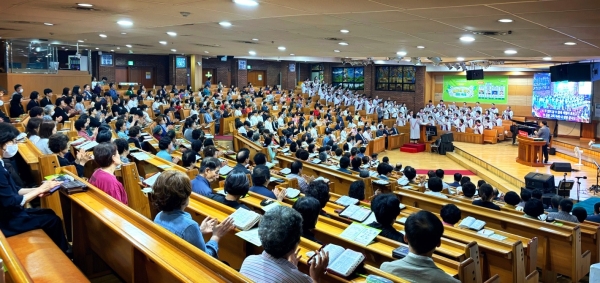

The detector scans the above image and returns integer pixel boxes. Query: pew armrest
[525,270,539,283]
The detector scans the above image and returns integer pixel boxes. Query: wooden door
[128,67,143,85]
[248,70,266,87]
[202,69,217,86]
[115,67,128,84]
[139,67,155,89]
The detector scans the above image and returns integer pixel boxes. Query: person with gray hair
[252,132,261,145]
[240,206,329,282]
[43,105,56,121]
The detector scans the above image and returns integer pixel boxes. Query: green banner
[442,75,509,104]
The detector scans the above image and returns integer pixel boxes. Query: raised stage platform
[448,141,600,202]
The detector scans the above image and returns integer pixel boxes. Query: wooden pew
[232,133,270,162]
[186,194,413,283]
[0,230,34,283]
[394,188,590,283]
[220,116,235,135]
[387,132,407,150]
[17,139,43,184]
[57,168,253,283]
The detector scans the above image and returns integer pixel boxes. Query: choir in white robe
[409,118,421,140]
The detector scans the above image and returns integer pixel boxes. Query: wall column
[190,55,202,91]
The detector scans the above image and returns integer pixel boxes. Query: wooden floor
[554,136,600,152]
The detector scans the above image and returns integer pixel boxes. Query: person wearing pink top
[88,142,128,204]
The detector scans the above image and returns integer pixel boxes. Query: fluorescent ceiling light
[504,49,517,54]
[543,57,552,61]
[111,50,114,52]
[117,20,133,26]
[171,49,177,52]
[416,46,425,49]
[290,54,295,56]
[204,51,209,53]
[121,32,127,35]
[278,46,286,51]
[456,57,465,61]
[219,21,232,27]
[564,42,577,45]
[334,50,340,52]
[404,58,411,62]
[77,3,93,7]
[460,36,475,42]
[396,51,407,56]
[340,29,349,33]
[167,32,177,36]
[498,19,513,23]
[126,44,132,48]
[252,38,258,41]
[375,60,385,64]
[116,47,120,49]
[99,34,107,38]
[77,40,84,43]
[159,41,167,45]
[233,0,258,6]
[248,51,256,55]
[338,42,348,46]
[44,23,54,26]
[95,48,99,50]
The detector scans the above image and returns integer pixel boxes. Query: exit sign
[247,65,252,70]
[127,61,134,66]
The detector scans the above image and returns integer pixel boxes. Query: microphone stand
[575,176,587,202]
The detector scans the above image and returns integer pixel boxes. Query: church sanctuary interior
[3,0,600,282]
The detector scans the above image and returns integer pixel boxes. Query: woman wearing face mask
[191,157,221,197]
[0,122,69,254]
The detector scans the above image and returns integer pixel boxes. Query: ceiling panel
[368,0,536,10]
[436,15,542,31]
[377,20,467,33]
[553,27,600,40]
[333,11,424,23]
[490,0,599,14]
[262,0,394,13]
[402,5,505,19]
[516,10,600,28]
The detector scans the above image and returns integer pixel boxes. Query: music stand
[426,126,437,141]
[590,160,600,195]
[557,180,575,197]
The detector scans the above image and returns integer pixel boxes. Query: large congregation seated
[0,78,592,283]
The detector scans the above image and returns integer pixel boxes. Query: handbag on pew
[60,180,88,195]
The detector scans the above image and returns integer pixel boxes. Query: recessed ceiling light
[159,41,167,45]
[233,0,258,6]
[204,51,209,53]
[278,46,286,51]
[340,29,349,33]
[543,57,552,61]
[416,46,425,49]
[334,50,340,52]
[171,49,176,52]
[121,32,127,35]
[116,47,120,49]
[404,58,411,62]
[396,51,407,56]
[95,48,99,50]
[166,32,177,36]
[61,46,65,49]
[252,38,258,41]
[456,57,465,61]
[498,19,513,23]
[248,51,256,55]
[110,50,114,52]
[290,54,295,56]
[219,21,232,27]
[126,44,132,48]
[338,42,348,46]
[99,34,107,38]
[117,20,133,26]
[504,49,517,54]
[44,23,54,26]
[77,40,84,43]
[460,36,475,42]
[564,42,577,45]
[77,3,93,7]
[65,49,69,51]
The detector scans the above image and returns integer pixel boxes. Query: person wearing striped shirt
[240,206,329,282]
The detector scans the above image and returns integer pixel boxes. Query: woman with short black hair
[0,122,68,253]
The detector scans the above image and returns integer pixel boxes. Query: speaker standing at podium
[534,121,550,163]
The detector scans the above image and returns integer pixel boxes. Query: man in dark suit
[40,88,53,108]
[355,128,366,147]
[388,125,399,135]
[52,97,70,124]
[231,149,252,175]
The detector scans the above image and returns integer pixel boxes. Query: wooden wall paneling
[0,71,91,104]
[115,67,128,84]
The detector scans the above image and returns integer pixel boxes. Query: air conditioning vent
[325,37,343,41]
[0,27,19,31]
[471,31,512,36]
[7,21,40,25]
[194,43,220,48]
[73,6,97,11]
[234,40,257,44]
[133,44,153,47]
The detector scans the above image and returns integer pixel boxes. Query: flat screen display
[531,73,592,123]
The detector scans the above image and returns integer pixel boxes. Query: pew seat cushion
[7,229,89,283]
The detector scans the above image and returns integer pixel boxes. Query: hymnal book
[373,179,390,185]
[75,141,98,151]
[269,177,284,183]
[265,162,276,169]
[219,165,234,175]
[459,216,486,231]
[309,153,319,159]
[311,158,321,164]
[131,152,150,161]
[229,208,262,231]
[236,228,262,247]
[281,148,290,153]
[319,244,366,278]
[315,176,329,183]
[143,172,161,187]
[335,195,360,207]
[157,165,171,170]
[392,244,410,259]
[339,205,371,222]
[477,229,508,241]
[279,168,291,175]
[285,188,301,199]
[261,201,280,212]
[339,223,381,246]
[361,213,377,225]
[399,203,406,210]
[395,217,408,224]
[71,137,86,145]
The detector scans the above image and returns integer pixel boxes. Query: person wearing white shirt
[340,128,348,142]
[366,103,375,114]
[264,117,274,132]
[489,103,499,114]
[457,120,466,133]
[234,107,242,118]
[494,114,503,127]
[126,97,138,111]
[441,117,452,131]
[363,128,373,143]
[503,106,513,120]
[473,103,482,114]
[354,99,363,110]
[249,113,259,127]
[473,120,484,134]
[483,117,493,130]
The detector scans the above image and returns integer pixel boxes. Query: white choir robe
[473,125,484,134]
[495,119,503,127]
[441,122,452,131]
[503,111,513,120]
[409,118,421,140]
[490,108,499,114]
[457,124,466,133]
[466,119,474,128]
[483,121,493,130]
[396,117,406,126]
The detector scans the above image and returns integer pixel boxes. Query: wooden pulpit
[516,136,547,167]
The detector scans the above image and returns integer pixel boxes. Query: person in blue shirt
[156,137,180,164]
[108,83,118,101]
[115,119,128,139]
[377,163,394,181]
[337,156,352,174]
[249,166,286,200]
[203,109,214,124]
[153,170,234,258]
[191,157,221,197]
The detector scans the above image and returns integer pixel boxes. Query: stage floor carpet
[452,141,600,202]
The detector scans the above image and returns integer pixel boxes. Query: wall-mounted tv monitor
[531,72,592,123]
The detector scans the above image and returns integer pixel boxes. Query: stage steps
[400,143,425,153]
[447,147,523,193]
